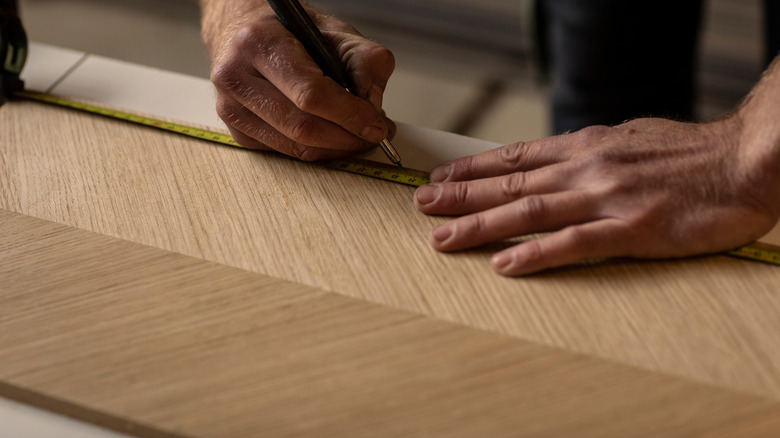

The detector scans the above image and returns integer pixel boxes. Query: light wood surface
[4,100,780,394]
[762,222,780,246]
[2,99,780,435]
[4,209,780,437]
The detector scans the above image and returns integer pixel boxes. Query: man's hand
[415,116,780,275]
[199,0,395,161]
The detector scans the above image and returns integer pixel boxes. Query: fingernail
[430,163,452,183]
[432,225,453,243]
[368,84,384,112]
[492,252,513,271]
[415,184,440,206]
[360,125,384,143]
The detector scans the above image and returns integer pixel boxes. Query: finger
[333,34,395,111]
[429,125,617,183]
[305,13,396,111]
[246,24,391,143]
[225,124,272,151]
[218,95,366,161]
[216,90,373,160]
[490,219,629,276]
[429,135,570,183]
[429,191,596,252]
[415,167,567,215]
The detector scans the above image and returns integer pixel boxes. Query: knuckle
[334,31,396,72]
[576,124,612,142]
[285,114,317,144]
[231,25,262,50]
[560,226,595,256]
[522,240,546,265]
[497,142,529,169]
[290,144,321,162]
[464,214,487,238]
[231,22,283,58]
[368,45,396,73]
[451,182,471,205]
[215,98,236,124]
[210,60,241,91]
[500,172,528,198]
[517,195,546,224]
[290,80,325,113]
[563,226,586,247]
[380,46,396,68]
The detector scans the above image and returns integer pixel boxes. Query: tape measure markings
[320,159,430,186]
[726,243,780,266]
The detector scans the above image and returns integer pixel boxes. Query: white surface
[381,122,498,171]
[21,42,85,92]
[51,55,224,130]
[0,396,132,438]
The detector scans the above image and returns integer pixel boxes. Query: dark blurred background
[17,0,765,144]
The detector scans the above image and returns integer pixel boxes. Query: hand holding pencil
[200,0,396,161]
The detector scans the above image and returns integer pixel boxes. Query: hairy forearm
[740,56,780,153]
[735,55,780,216]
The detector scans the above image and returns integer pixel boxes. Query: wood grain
[2,99,780,405]
[761,221,780,246]
[3,209,780,437]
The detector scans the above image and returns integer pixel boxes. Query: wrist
[738,70,780,167]
[733,56,780,219]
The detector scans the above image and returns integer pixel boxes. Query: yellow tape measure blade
[727,242,780,266]
[17,90,241,148]
[16,90,430,188]
[320,159,430,187]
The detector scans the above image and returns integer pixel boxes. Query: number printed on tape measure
[321,159,430,187]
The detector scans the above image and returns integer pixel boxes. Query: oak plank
[3,209,780,437]
[2,100,780,402]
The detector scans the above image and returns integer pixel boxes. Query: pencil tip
[396,161,404,169]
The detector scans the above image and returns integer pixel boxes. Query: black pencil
[265,0,403,167]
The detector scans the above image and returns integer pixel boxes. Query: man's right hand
[199,0,396,161]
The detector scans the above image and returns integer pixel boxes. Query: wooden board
[4,209,780,437]
[4,99,780,399]
[3,98,780,435]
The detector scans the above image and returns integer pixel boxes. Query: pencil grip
[266,0,351,89]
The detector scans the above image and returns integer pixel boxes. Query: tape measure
[726,243,780,266]
[15,90,431,187]
[15,90,779,267]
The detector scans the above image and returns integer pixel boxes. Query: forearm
[735,55,780,218]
